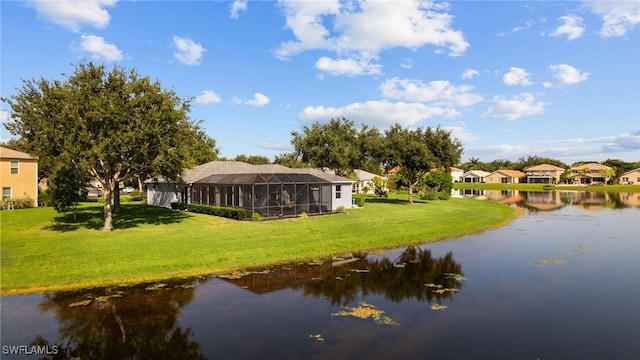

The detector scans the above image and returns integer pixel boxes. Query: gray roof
[182,161,353,184]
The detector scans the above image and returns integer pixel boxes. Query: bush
[421,192,437,201]
[252,212,263,221]
[171,202,188,211]
[353,195,366,207]
[299,212,309,218]
[187,203,247,220]
[0,197,35,210]
[335,205,346,213]
[437,191,450,200]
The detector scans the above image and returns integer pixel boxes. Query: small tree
[49,165,86,222]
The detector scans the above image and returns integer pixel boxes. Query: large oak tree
[2,62,217,230]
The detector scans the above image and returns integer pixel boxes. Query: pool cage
[190,173,334,218]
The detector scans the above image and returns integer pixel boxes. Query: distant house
[620,168,640,185]
[525,164,566,184]
[353,169,380,194]
[450,167,464,183]
[485,170,526,184]
[460,170,490,183]
[570,163,613,184]
[0,147,38,207]
[147,161,354,219]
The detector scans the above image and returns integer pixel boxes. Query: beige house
[525,164,566,184]
[485,170,526,184]
[460,170,490,183]
[0,147,39,207]
[353,169,381,194]
[620,168,640,185]
[570,163,613,184]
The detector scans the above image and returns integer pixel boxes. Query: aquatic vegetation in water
[430,304,448,311]
[309,334,324,342]
[534,258,568,267]
[332,301,399,326]
[68,299,92,308]
[145,283,167,291]
[444,273,467,281]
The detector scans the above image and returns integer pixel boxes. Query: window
[2,187,11,201]
[10,160,19,175]
[335,185,341,199]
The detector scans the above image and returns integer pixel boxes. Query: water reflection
[23,246,462,359]
[218,246,463,306]
[29,281,204,359]
[452,189,640,210]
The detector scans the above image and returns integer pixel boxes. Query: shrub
[437,191,450,200]
[0,197,35,210]
[421,192,437,201]
[171,202,188,211]
[299,212,309,218]
[252,212,263,221]
[335,205,346,213]
[187,203,247,220]
[353,196,366,207]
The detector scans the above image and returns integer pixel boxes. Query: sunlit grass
[1,195,520,295]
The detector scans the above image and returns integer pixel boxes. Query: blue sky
[1,0,639,164]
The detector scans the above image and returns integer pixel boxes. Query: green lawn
[1,196,520,295]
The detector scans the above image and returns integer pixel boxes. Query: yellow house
[620,168,640,185]
[485,170,526,184]
[0,147,39,207]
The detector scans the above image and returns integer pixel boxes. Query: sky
[1,0,639,165]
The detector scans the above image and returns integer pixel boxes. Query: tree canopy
[2,62,217,230]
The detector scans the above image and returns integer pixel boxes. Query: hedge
[172,202,247,220]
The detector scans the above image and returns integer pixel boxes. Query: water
[2,191,639,359]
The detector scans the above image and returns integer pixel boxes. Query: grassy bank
[1,196,520,295]
[453,182,640,193]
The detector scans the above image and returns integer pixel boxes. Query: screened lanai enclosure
[190,173,334,218]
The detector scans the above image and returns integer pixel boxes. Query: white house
[460,170,491,183]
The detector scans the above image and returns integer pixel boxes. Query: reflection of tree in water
[31,281,204,360]
[300,245,464,306]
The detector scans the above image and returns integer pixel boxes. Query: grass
[0,195,520,295]
[453,182,640,193]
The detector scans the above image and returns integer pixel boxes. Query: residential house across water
[0,146,38,207]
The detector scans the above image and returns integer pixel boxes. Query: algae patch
[332,301,399,326]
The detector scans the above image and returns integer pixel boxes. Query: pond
[2,191,639,359]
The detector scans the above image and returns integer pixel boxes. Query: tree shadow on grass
[45,203,190,232]
[365,197,428,205]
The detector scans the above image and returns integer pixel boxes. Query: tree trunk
[407,183,413,203]
[113,180,121,214]
[103,185,114,231]
[137,175,143,193]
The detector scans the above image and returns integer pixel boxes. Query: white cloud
[195,90,222,104]
[28,0,117,32]
[442,125,479,142]
[400,58,414,69]
[548,64,590,85]
[586,1,640,37]
[172,36,205,66]
[461,68,479,79]
[245,93,270,107]
[482,93,546,120]
[276,0,469,75]
[299,100,459,128]
[503,67,533,86]
[379,78,483,107]
[230,0,248,20]
[512,20,534,33]
[0,110,10,124]
[257,142,293,151]
[315,56,382,76]
[78,34,122,61]
[550,15,585,40]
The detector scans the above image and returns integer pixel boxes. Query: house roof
[197,172,331,185]
[461,170,491,177]
[0,146,37,160]
[354,169,380,181]
[489,169,526,178]
[622,168,640,176]
[450,166,464,173]
[570,163,612,171]
[525,164,566,171]
[180,161,353,184]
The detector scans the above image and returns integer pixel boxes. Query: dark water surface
[2,191,639,359]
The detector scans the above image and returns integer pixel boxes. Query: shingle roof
[489,170,526,178]
[0,146,37,160]
[183,161,353,184]
[570,163,612,171]
[525,164,566,171]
